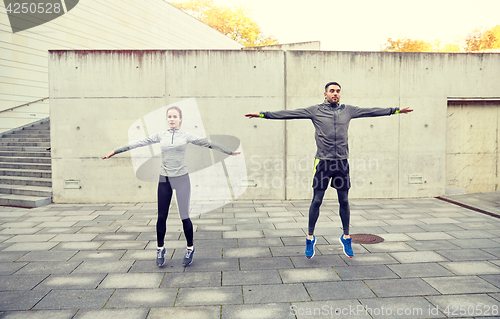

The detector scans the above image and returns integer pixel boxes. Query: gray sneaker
[156,247,166,266]
[182,247,195,266]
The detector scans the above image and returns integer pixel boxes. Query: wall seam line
[283,51,288,200]
[398,53,401,199]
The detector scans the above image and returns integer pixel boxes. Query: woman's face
[167,109,182,129]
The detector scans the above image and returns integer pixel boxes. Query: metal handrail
[0,97,49,113]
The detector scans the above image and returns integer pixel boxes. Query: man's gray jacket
[261,101,399,160]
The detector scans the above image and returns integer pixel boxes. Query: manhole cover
[351,234,384,244]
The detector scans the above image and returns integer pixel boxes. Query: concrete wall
[0,0,242,132]
[49,50,500,203]
[446,101,500,194]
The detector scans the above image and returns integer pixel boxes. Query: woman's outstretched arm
[102,132,161,160]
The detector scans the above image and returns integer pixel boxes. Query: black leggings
[308,189,350,236]
[157,174,193,247]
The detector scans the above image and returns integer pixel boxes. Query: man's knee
[337,191,349,206]
[311,197,323,207]
[311,190,325,207]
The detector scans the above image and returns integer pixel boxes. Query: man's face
[324,85,341,103]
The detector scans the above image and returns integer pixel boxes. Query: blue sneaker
[156,247,166,266]
[305,236,316,259]
[182,247,195,266]
[339,235,353,258]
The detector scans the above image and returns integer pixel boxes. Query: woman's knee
[157,215,167,224]
[182,218,192,229]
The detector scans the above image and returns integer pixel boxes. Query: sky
[179,0,500,51]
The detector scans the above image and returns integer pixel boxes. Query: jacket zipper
[334,109,337,156]
[171,130,175,144]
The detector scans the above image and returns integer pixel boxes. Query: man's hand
[245,113,260,118]
[399,107,413,114]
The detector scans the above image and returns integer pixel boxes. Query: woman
[103,106,239,267]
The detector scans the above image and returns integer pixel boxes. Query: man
[246,82,413,258]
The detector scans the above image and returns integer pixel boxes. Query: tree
[465,25,500,52]
[381,25,500,53]
[382,37,463,53]
[382,37,434,52]
[169,0,278,47]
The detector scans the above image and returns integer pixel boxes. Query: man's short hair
[325,82,341,91]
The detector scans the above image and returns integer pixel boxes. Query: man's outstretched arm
[350,105,413,118]
[245,107,314,120]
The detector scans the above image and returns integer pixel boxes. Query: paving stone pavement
[1,193,500,318]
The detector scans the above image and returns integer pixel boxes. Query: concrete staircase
[0,119,52,207]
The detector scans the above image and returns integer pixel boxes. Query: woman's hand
[102,151,115,159]
[230,151,241,156]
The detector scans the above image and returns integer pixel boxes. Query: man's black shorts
[311,159,351,191]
